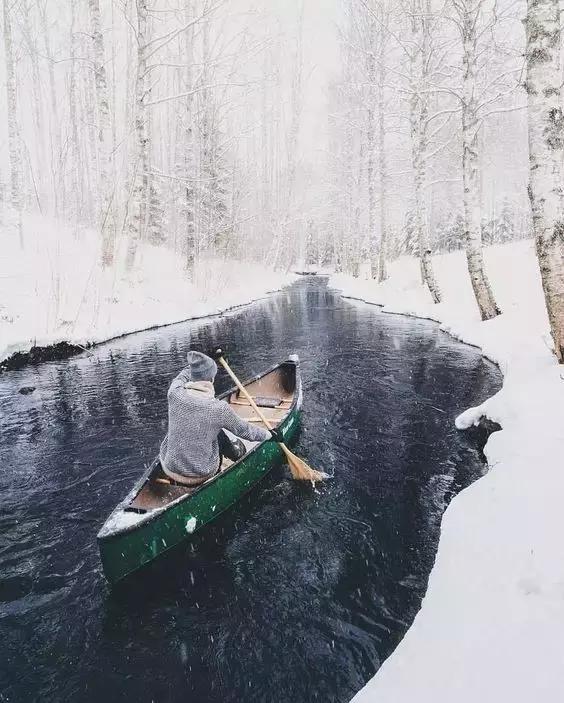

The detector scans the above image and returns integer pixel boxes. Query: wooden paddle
[214,351,326,482]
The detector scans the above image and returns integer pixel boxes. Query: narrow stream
[0,278,501,702]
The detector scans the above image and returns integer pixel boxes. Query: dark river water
[0,278,501,703]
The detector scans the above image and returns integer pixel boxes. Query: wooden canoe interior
[126,364,296,514]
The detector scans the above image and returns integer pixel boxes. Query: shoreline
[339,292,497,359]
[0,214,297,374]
[0,290,284,373]
[330,242,564,703]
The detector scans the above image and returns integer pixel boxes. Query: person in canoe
[160,351,279,486]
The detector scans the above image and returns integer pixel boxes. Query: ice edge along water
[331,239,564,703]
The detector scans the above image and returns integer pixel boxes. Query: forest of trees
[1,0,563,360]
[0,0,308,271]
[327,0,563,357]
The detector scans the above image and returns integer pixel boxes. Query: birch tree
[525,0,564,361]
[408,0,442,303]
[83,29,101,227]
[88,0,115,266]
[68,0,82,227]
[451,0,501,320]
[330,0,393,278]
[278,2,304,270]
[357,1,390,281]
[173,1,197,273]
[19,0,45,211]
[335,39,356,275]
[365,14,377,276]
[38,0,62,216]
[375,4,389,282]
[3,0,23,244]
[126,0,150,270]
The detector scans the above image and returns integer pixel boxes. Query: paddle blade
[280,444,327,482]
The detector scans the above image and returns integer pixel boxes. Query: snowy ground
[331,240,564,703]
[0,215,294,364]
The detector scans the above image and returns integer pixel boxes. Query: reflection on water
[0,279,501,702]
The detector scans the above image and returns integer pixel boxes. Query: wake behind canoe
[97,356,302,585]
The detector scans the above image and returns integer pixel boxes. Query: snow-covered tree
[401,210,419,256]
[375,7,389,283]
[407,0,442,303]
[147,180,167,246]
[2,0,23,244]
[88,0,115,266]
[436,212,465,252]
[38,0,63,217]
[125,0,150,270]
[451,0,501,320]
[495,198,514,244]
[173,1,197,273]
[525,0,564,361]
[482,199,514,246]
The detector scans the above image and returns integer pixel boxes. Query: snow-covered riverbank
[331,239,564,702]
[0,216,294,365]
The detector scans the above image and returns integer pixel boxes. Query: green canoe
[97,355,302,585]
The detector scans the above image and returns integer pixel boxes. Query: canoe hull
[98,369,301,585]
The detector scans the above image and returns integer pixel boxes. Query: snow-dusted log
[88,0,115,267]
[457,0,501,320]
[2,0,23,245]
[525,0,564,361]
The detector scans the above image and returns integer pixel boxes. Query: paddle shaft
[216,353,325,481]
[217,356,274,431]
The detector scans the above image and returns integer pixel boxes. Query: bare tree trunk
[69,0,82,231]
[340,43,355,275]
[409,4,441,303]
[260,51,271,245]
[21,0,45,212]
[171,6,196,272]
[525,0,564,361]
[366,32,377,277]
[376,13,388,282]
[352,137,364,278]
[3,0,24,245]
[110,0,117,160]
[460,0,500,320]
[279,2,304,270]
[83,28,100,227]
[126,0,150,270]
[39,0,62,217]
[123,0,133,205]
[88,0,115,266]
